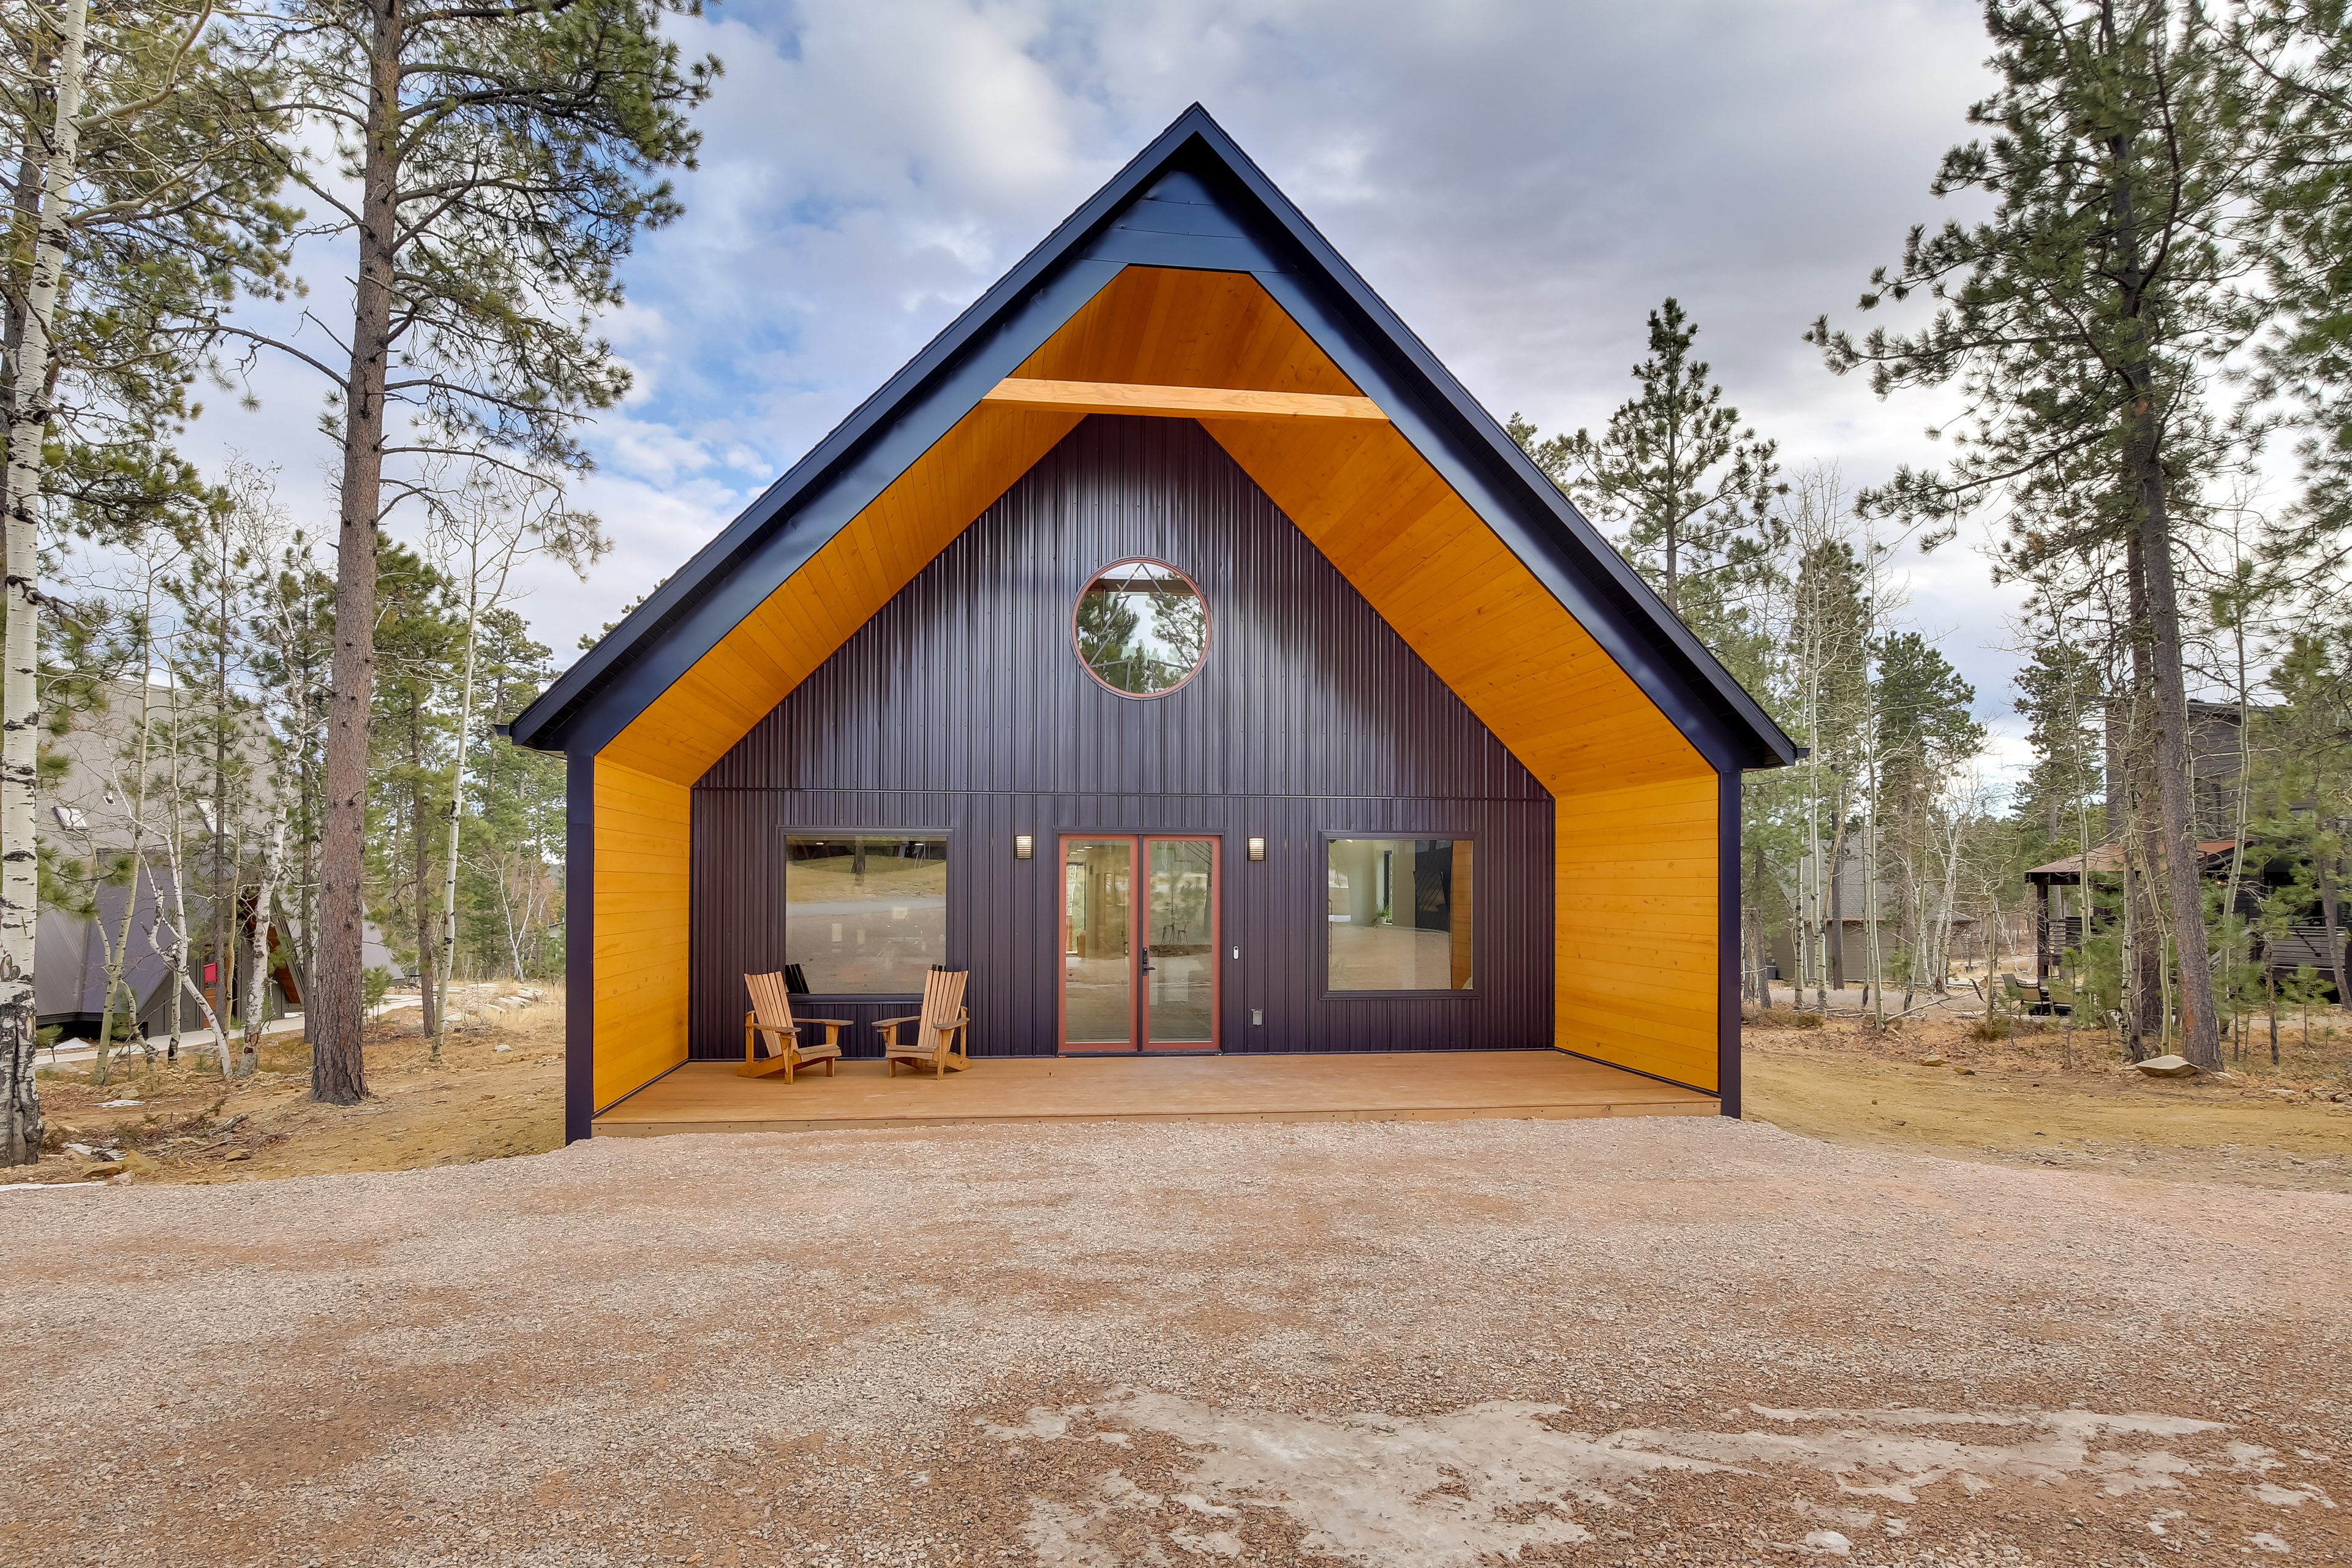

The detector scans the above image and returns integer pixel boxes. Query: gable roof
[509,104,1796,778]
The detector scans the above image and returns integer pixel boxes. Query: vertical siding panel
[691,417,1553,1060]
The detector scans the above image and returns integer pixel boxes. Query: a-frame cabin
[510,106,1797,1141]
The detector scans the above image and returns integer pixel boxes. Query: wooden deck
[591,1051,1717,1137]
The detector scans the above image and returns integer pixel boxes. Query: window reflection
[785,834,947,993]
[1074,559,1208,695]
[1326,838,1472,992]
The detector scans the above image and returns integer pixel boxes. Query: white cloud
[173,0,2162,748]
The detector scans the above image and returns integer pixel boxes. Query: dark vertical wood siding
[692,416,1553,1057]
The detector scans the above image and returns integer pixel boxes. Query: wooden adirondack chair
[741,971,851,1080]
[2000,972,2054,1017]
[875,967,970,1077]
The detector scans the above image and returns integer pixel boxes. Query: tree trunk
[2132,450,2222,1068]
[311,0,404,1108]
[1,0,86,1164]
[241,817,284,1074]
[2122,537,2165,1059]
[162,694,187,1065]
[2268,965,2280,1066]
[1745,824,1769,1008]
[2103,26,2221,1071]
[1826,791,1849,992]
[411,693,439,1048]
[2102,692,2125,844]
[213,537,236,1076]
[93,815,148,1084]
[439,582,480,1026]
[2319,832,2347,1014]
[1935,811,1966,995]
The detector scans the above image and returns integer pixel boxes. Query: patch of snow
[1634,1404,2230,1501]
[986,1395,2286,1568]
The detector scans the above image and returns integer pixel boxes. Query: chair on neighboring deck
[2001,973,2055,1017]
[2043,975,2077,1018]
[875,967,970,1077]
[740,971,852,1080]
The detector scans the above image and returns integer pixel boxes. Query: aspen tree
[1,0,292,1159]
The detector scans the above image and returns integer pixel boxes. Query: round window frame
[1069,556,1212,699]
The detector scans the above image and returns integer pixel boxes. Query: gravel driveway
[2,1117,2346,1567]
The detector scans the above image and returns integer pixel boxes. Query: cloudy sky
[193,0,2045,775]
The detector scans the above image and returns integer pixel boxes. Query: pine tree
[459,606,565,979]
[1792,523,1872,990]
[366,542,457,1040]
[1517,299,1785,629]
[222,0,715,1105]
[1874,632,1988,999]
[2264,631,2352,1009]
[1808,1,2260,1069]
[2229,1,2352,546]
[2013,638,2107,846]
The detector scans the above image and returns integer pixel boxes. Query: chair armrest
[798,1017,853,1027]
[872,1013,921,1027]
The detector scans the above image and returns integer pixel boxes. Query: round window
[1072,559,1210,696]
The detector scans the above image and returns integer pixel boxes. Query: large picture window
[1325,837,1473,993]
[785,834,948,993]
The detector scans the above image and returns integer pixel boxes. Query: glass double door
[1059,835,1219,1051]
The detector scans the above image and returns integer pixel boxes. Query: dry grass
[15,974,2352,1199]
[1746,1002,2352,1192]
[15,982,566,1185]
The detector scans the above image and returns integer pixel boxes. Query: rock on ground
[1,1116,2346,1567]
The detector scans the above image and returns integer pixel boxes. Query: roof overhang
[511,104,1798,788]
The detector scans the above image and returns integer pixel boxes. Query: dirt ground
[15,982,2352,1202]
[2,1115,2346,1567]
[12,982,567,1186]
[1743,1005,2352,1194]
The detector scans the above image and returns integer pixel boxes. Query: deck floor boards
[591,1050,1716,1136]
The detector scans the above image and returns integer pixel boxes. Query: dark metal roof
[509,103,1798,774]
[2022,840,2241,881]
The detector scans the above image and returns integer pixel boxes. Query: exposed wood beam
[982,377,1389,423]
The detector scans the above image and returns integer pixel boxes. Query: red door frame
[1056,833,1221,1054]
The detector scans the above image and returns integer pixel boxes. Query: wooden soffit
[598,265,1709,796]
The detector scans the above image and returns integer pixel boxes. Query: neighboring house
[1768,839,1977,986]
[2024,837,2352,994]
[510,107,1799,1142]
[2184,699,2271,837]
[35,676,394,1037]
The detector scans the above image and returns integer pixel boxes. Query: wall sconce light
[1247,836,1266,862]
[1014,834,1034,861]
